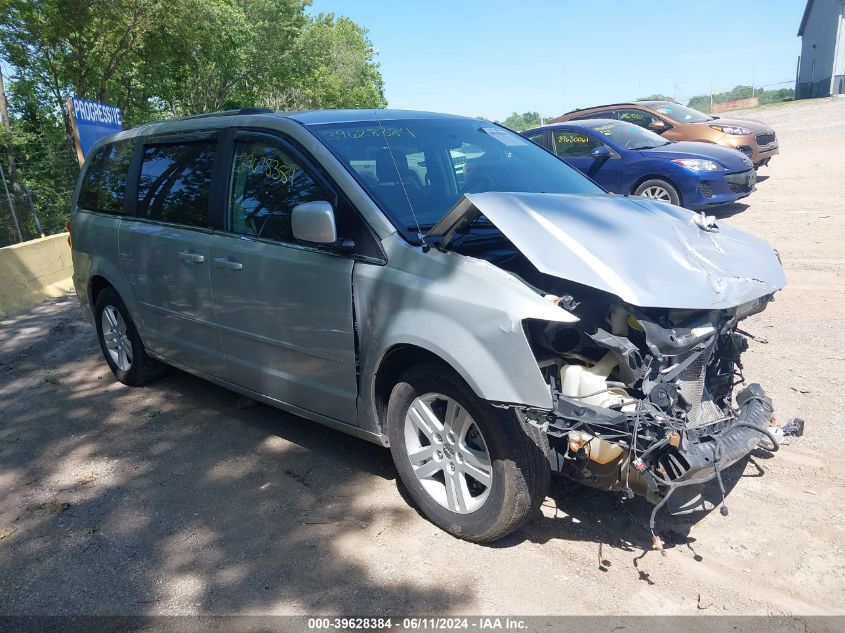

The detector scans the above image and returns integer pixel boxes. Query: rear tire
[94,287,166,386]
[634,179,681,206]
[387,364,550,543]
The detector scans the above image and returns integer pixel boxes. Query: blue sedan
[522,119,756,209]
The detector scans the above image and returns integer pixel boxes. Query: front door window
[617,109,666,132]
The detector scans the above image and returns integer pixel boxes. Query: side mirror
[591,146,611,159]
[292,200,337,244]
[648,119,668,132]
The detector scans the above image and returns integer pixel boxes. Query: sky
[310,0,807,121]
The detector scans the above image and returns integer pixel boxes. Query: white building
[797,0,845,98]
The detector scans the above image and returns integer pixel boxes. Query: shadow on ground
[712,202,750,219]
[495,454,754,572]
[0,295,775,614]
[0,295,467,615]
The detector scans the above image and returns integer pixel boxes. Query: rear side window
[524,131,551,151]
[78,141,133,214]
[137,141,216,227]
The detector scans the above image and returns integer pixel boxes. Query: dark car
[553,101,778,168]
[523,119,757,209]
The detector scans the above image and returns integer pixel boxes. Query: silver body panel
[353,235,578,433]
[429,192,786,310]
[118,221,225,375]
[71,109,785,444]
[208,232,358,423]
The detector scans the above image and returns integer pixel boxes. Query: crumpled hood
[427,192,785,310]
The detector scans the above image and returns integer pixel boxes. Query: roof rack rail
[237,107,274,115]
[177,107,275,122]
[565,102,638,114]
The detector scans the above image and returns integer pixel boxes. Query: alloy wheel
[101,305,133,371]
[403,393,493,514]
[640,185,672,202]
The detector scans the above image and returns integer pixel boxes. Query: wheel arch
[83,261,146,341]
[372,343,474,435]
[631,174,684,207]
[89,274,114,308]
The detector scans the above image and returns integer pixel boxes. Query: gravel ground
[1,98,844,616]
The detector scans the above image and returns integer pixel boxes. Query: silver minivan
[71,109,786,542]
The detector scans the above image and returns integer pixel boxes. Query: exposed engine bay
[463,239,784,532]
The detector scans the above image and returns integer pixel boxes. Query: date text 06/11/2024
[307,617,528,630]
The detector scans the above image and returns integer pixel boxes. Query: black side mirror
[334,238,356,253]
[591,146,611,159]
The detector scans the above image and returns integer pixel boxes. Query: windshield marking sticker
[236,153,298,183]
[481,127,528,146]
[321,127,416,141]
[557,134,589,144]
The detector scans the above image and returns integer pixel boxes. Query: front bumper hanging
[545,383,779,514]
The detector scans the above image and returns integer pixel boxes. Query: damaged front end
[522,294,780,522]
[426,191,789,526]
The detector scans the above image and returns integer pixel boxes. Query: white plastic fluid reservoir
[568,431,624,464]
[560,352,625,408]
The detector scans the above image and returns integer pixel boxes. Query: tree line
[686,85,794,113]
[0,0,387,246]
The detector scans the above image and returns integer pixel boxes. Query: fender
[70,212,142,332]
[353,236,577,433]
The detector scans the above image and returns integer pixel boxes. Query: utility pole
[0,67,22,201]
[0,162,22,242]
[710,75,714,113]
[0,67,24,243]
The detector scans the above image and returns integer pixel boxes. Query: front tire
[634,178,681,206]
[387,365,550,543]
[94,287,166,386]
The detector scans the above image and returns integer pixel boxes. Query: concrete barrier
[0,233,74,319]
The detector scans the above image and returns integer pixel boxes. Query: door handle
[213,256,243,271]
[177,250,205,264]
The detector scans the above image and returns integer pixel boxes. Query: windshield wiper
[408,218,495,233]
[407,223,437,232]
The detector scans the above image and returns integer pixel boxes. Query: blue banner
[70,97,123,160]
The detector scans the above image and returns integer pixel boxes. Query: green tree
[500,111,542,132]
[291,13,386,110]
[687,84,795,113]
[4,78,77,241]
[0,0,387,244]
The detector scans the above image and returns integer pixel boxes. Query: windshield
[586,120,670,150]
[309,117,603,239]
[643,101,712,124]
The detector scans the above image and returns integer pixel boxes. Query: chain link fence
[0,141,78,248]
[0,163,46,247]
[670,80,796,114]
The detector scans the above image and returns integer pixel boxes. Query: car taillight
[66,221,72,247]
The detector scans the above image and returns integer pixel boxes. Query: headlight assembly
[671,158,724,172]
[710,124,752,135]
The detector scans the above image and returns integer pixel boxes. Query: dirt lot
[1,98,844,617]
